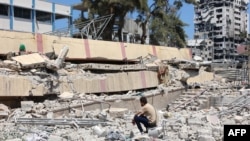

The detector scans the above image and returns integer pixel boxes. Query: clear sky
[48,0,249,40]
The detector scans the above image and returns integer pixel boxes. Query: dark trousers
[134,115,155,133]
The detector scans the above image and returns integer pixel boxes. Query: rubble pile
[0,49,249,141]
[0,65,249,141]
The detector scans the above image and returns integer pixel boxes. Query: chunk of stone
[187,118,202,126]
[5,139,22,141]
[47,112,54,119]
[222,118,235,125]
[73,109,83,118]
[48,135,67,141]
[234,115,244,123]
[206,115,220,125]
[0,104,9,112]
[178,132,188,139]
[21,101,34,112]
[197,135,215,141]
[0,103,9,119]
[58,92,74,99]
[197,129,212,136]
[108,108,128,118]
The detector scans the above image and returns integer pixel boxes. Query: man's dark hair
[140,96,147,104]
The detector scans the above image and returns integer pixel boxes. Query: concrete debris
[21,101,34,113]
[0,44,249,141]
[0,104,10,119]
[11,53,46,69]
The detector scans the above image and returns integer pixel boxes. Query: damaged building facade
[193,0,249,62]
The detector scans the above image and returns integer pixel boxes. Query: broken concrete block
[178,132,188,139]
[234,115,244,123]
[197,135,215,141]
[187,71,214,85]
[222,119,235,125]
[48,135,67,141]
[31,84,48,96]
[73,109,83,118]
[197,129,212,136]
[206,115,220,125]
[5,139,22,141]
[0,111,8,119]
[21,101,34,112]
[0,104,9,112]
[187,118,202,126]
[93,126,106,137]
[31,113,43,118]
[12,53,46,69]
[58,91,74,99]
[46,112,54,119]
[108,108,128,118]
[0,75,33,96]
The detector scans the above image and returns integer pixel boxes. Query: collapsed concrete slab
[0,30,192,61]
[0,70,159,96]
[0,75,47,96]
[60,71,159,93]
[187,71,214,85]
[11,53,46,69]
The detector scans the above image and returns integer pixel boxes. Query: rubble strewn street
[0,50,249,141]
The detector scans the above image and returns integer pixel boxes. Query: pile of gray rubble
[0,49,249,141]
[0,64,249,141]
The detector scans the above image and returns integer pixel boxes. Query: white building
[0,0,72,33]
[194,0,249,61]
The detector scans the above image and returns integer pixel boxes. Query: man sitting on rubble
[132,96,157,134]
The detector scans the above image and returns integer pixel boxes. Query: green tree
[148,0,196,47]
[74,0,148,41]
[75,0,196,47]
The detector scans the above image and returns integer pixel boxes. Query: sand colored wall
[0,75,46,96]
[0,30,192,61]
[60,71,159,94]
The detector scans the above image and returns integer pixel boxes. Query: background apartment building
[193,0,249,62]
[0,0,72,33]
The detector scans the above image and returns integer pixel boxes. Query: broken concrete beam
[60,71,159,93]
[11,53,46,69]
[0,30,192,61]
[0,75,47,96]
[46,46,69,70]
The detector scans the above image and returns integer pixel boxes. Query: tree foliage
[148,0,195,47]
[74,0,196,47]
[74,0,148,41]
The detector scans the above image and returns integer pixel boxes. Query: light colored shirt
[140,103,157,123]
